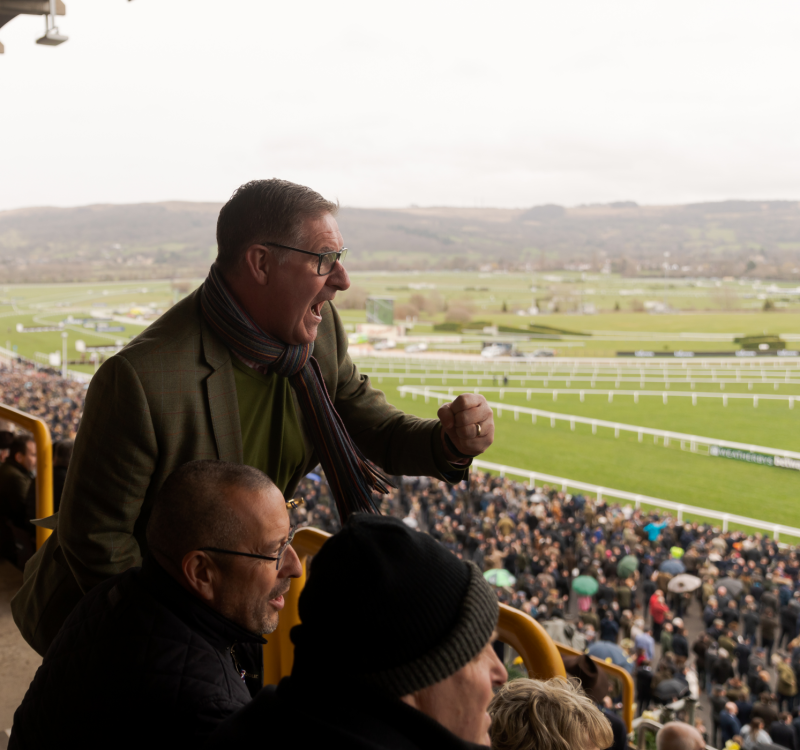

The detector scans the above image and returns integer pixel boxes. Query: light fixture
[35,0,67,46]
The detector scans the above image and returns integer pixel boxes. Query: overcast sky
[1,0,799,211]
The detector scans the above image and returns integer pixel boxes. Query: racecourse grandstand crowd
[295,470,800,750]
[4,359,800,749]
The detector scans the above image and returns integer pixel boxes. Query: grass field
[0,277,798,533]
[357,370,800,531]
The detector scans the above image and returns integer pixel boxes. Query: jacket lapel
[201,315,243,464]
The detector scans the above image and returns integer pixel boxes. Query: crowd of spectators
[0,363,86,442]
[0,363,82,566]
[294,469,800,749]
[6,360,800,747]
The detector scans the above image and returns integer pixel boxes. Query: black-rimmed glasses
[200,528,296,570]
[264,242,348,276]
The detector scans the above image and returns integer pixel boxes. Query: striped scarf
[200,264,385,520]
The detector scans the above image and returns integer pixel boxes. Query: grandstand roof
[0,0,66,52]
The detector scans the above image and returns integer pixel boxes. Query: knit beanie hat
[290,514,499,697]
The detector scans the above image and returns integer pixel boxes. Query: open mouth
[309,301,324,321]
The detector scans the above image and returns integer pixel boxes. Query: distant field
[1,277,799,533]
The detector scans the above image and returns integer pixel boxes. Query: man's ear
[242,244,272,287]
[181,551,218,603]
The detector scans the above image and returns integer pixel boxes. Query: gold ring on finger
[476,422,482,438]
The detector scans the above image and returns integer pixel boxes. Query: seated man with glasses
[14,177,496,656]
[10,460,301,750]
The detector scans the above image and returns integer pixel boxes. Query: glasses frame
[200,528,296,570]
[264,241,347,276]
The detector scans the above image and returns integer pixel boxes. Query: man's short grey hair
[215,178,338,273]
[146,460,277,561]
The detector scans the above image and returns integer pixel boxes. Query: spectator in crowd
[207,514,506,749]
[769,712,796,750]
[711,648,734,686]
[743,604,761,643]
[710,686,728,747]
[0,365,84,442]
[487,677,614,750]
[748,648,768,695]
[753,692,779,727]
[660,621,674,655]
[656,722,706,750]
[719,702,742,746]
[741,716,771,749]
[650,590,670,643]
[13,178,496,655]
[735,637,753,680]
[636,658,653,716]
[635,624,656,663]
[775,652,798,712]
[0,433,37,567]
[763,609,780,661]
[10,460,302,749]
[672,619,689,662]
[600,611,620,643]
[781,598,800,650]
[51,439,73,513]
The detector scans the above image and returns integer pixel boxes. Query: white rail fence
[362,370,800,388]
[470,458,800,541]
[402,384,798,407]
[398,385,800,460]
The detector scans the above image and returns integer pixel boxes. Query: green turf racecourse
[358,372,800,534]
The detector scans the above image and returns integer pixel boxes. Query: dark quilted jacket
[10,556,264,750]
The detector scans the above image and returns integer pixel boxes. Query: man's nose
[278,545,303,579]
[326,260,350,292]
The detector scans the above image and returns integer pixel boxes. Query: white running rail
[470,458,800,541]
[398,385,800,461]
[400,384,798,406]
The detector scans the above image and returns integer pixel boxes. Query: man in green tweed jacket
[12,179,496,655]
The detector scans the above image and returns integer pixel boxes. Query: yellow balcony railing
[0,404,53,549]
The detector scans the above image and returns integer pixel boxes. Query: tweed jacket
[12,287,462,655]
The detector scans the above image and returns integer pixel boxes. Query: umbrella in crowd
[716,576,744,597]
[617,555,639,579]
[668,574,703,594]
[653,679,691,704]
[587,642,635,675]
[571,576,599,597]
[484,569,516,587]
[659,559,686,575]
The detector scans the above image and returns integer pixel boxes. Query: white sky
[1,0,799,211]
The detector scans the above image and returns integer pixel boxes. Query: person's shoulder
[119,288,205,365]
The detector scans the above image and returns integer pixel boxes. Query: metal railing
[470,458,800,541]
[362,369,800,389]
[0,404,53,548]
[399,385,800,461]
[262,526,571,690]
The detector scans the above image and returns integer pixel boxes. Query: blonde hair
[489,677,614,750]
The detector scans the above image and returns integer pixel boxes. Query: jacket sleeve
[326,304,468,483]
[59,354,158,593]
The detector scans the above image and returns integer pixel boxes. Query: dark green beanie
[291,514,498,697]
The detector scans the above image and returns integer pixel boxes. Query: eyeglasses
[264,242,348,276]
[200,527,296,570]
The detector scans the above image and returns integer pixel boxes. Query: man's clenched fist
[437,393,494,463]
